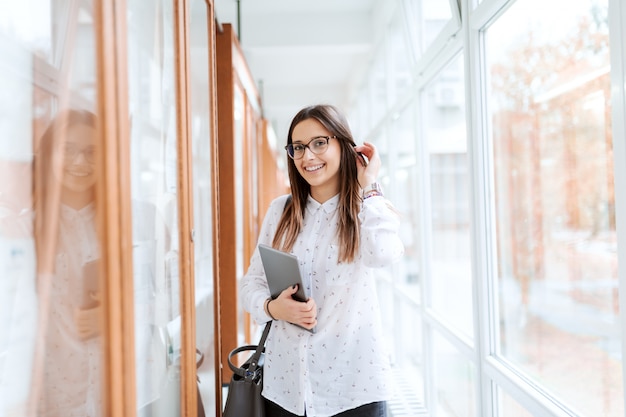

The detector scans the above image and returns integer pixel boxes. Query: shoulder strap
[246,320,271,372]
[229,321,271,378]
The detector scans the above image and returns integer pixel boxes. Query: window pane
[127,0,181,414]
[425,54,473,336]
[1,1,102,415]
[367,51,387,129]
[0,14,39,415]
[403,0,455,61]
[487,1,622,416]
[497,387,535,417]
[433,332,476,416]
[388,104,421,294]
[378,102,426,408]
[421,0,453,47]
[388,12,415,105]
[189,0,216,412]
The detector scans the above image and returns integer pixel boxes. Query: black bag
[223,321,272,417]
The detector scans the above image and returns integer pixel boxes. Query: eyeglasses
[285,136,336,160]
[63,143,96,163]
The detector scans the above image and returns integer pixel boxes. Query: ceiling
[213,0,383,143]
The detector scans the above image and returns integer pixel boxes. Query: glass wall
[487,0,620,416]
[189,0,217,413]
[425,55,472,338]
[376,101,426,407]
[126,0,182,415]
[433,332,476,416]
[0,1,103,416]
[1,1,218,416]
[349,0,624,416]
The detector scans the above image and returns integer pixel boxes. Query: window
[486,0,620,415]
[1,1,102,415]
[425,54,472,337]
[189,0,217,412]
[126,0,182,413]
[352,0,625,415]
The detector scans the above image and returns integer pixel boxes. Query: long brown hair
[272,104,362,263]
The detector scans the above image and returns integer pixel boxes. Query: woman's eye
[293,144,304,152]
[313,139,326,148]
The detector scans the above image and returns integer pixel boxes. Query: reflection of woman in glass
[37,109,101,417]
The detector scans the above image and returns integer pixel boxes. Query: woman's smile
[303,163,325,172]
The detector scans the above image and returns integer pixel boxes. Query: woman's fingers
[275,285,317,328]
[354,142,380,186]
[74,305,101,340]
[296,299,317,328]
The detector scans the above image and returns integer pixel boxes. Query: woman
[240,104,404,417]
[37,109,102,417]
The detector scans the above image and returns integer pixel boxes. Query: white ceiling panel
[214,0,380,142]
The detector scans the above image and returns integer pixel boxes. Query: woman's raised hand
[354,141,380,188]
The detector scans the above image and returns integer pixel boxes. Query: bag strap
[249,320,271,369]
[228,321,272,378]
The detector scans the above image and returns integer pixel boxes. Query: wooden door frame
[173,0,200,416]
[204,0,224,414]
[215,22,264,384]
[94,1,136,416]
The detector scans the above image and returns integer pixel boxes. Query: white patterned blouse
[240,193,404,417]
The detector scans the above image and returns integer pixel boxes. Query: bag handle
[228,321,272,378]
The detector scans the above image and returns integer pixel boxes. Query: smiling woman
[240,104,404,417]
[35,109,103,416]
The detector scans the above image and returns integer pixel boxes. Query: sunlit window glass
[1,1,103,416]
[368,51,387,129]
[189,0,216,413]
[388,11,414,105]
[498,387,535,417]
[0,17,39,407]
[402,0,455,61]
[421,0,453,47]
[487,0,621,416]
[424,54,473,337]
[127,1,181,414]
[433,331,476,416]
[378,102,425,410]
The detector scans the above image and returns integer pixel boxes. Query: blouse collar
[60,202,95,221]
[306,193,339,215]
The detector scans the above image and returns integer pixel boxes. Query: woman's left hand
[74,292,101,340]
[354,141,380,188]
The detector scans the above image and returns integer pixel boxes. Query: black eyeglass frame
[63,143,97,164]
[284,135,337,160]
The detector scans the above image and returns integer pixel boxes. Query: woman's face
[291,118,341,197]
[58,123,97,193]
